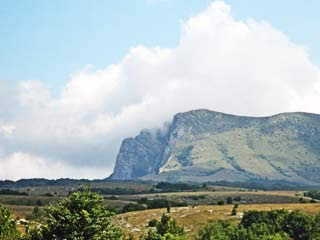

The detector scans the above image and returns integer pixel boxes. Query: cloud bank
[1,1,319,180]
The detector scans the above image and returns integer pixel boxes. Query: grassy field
[0,188,306,219]
[114,190,303,206]
[115,203,320,239]
[12,181,153,197]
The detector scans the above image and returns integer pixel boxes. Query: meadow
[115,203,320,239]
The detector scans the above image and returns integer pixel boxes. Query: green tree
[196,221,290,240]
[25,188,124,240]
[196,221,235,240]
[144,214,187,240]
[30,206,41,220]
[226,197,233,205]
[167,203,171,213]
[282,211,313,240]
[231,206,237,216]
[0,204,21,240]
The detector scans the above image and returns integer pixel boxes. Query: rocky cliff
[110,109,320,184]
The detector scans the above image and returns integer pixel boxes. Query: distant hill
[0,178,93,188]
[110,109,320,185]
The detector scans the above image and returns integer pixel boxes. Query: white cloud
[0,152,106,180]
[0,1,319,180]
[0,125,16,137]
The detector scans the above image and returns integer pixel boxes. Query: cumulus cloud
[0,1,319,180]
[0,152,105,180]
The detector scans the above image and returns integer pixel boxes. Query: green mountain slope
[110,109,320,184]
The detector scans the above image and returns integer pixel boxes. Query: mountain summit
[110,109,320,184]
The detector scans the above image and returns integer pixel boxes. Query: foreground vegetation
[195,209,320,240]
[1,189,125,240]
[1,187,320,240]
[117,203,320,239]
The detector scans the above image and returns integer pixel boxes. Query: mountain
[110,109,320,185]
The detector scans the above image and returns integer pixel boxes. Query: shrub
[148,219,159,227]
[196,221,290,240]
[0,204,21,240]
[122,203,146,213]
[196,210,320,240]
[196,221,237,240]
[234,196,242,202]
[226,197,233,204]
[30,206,41,220]
[144,214,187,240]
[231,207,237,216]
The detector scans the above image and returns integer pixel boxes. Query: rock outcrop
[110,109,320,184]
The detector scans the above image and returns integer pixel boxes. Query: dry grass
[6,204,35,219]
[114,203,320,239]
[118,190,299,200]
[143,190,297,197]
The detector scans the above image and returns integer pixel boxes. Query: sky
[0,0,320,180]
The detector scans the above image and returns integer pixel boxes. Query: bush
[137,198,187,210]
[304,190,320,200]
[234,196,242,202]
[148,219,159,227]
[231,207,237,216]
[226,197,233,204]
[144,214,187,240]
[0,189,28,196]
[30,206,41,220]
[0,204,21,240]
[122,203,147,213]
[196,210,320,240]
[196,220,290,240]
[240,210,319,240]
[25,188,124,240]
[196,221,237,240]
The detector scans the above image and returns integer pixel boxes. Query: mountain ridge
[110,109,320,185]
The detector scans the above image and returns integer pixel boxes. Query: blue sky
[1,0,319,93]
[1,1,320,180]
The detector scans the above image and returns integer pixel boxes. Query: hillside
[110,109,320,184]
[115,203,320,239]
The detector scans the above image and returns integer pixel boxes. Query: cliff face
[110,129,168,179]
[110,109,320,184]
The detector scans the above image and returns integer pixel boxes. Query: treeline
[122,198,187,213]
[195,209,320,240]
[1,178,317,191]
[0,189,28,196]
[154,182,198,191]
[304,190,320,200]
[0,197,56,207]
[207,179,317,191]
[90,182,199,196]
[90,187,149,195]
[0,178,94,188]
[143,209,320,240]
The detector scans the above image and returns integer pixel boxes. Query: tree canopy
[0,204,21,240]
[25,188,124,240]
[144,214,187,240]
